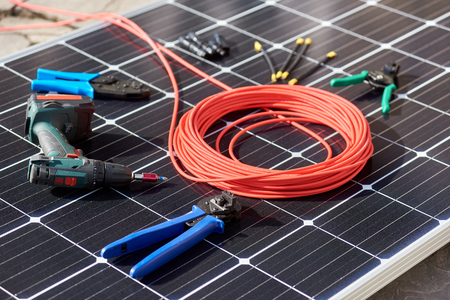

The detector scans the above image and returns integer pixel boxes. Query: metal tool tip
[133,173,165,182]
[133,173,143,181]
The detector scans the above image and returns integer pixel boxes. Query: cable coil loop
[172,85,373,199]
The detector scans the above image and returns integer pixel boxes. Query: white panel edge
[331,219,450,300]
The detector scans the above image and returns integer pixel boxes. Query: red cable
[3,0,373,199]
[173,85,373,198]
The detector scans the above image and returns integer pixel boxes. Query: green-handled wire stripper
[330,62,400,114]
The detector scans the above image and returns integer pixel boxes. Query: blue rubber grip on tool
[32,80,95,98]
[101,205,206,259]
[381,83,396,114]
[36,68,100,81]
[330,70,369,87]
[130,215,225,278]
[31,69,100,98]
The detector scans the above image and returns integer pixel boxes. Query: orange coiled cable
[173,85,373,198]
[3,0,373,199]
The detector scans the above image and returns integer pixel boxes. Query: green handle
[330,70,369,87]
[381,83,397,114]
[33,122,78,157]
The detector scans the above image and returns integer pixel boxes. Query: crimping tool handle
[31,69,100,98]
[330,70,369,87]
[36,69,100,81]
[33,121,79,157]
[32,80,94,98]
[130,215,224,278]
[101,205,207,259]
[381,83,396,114]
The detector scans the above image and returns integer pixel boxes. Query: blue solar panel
[0,1,449,299]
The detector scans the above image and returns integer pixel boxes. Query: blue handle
[32,69,100,98]
[36,68,99,81]
[101,205,206,259]
[130,215,224,278]
[32,80,95,98]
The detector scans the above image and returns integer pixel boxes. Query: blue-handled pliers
[101,191,241,278]
[31,68,150,100]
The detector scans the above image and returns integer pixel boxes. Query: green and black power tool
[24,93,165,189]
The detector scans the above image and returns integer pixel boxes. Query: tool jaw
[187,191,242,227]
[366,62,399,90]
[90,75,150,100]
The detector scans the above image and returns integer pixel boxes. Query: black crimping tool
[330,62,400,114]
[101,191,241,278]
[31,68,151,100]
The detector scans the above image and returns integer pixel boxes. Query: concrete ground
[0,0,158,57]
[1,1,449,299]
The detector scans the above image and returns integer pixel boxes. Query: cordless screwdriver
[24,93,166,189]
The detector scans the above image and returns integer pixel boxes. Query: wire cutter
[31,68,150,100]
[330,62,400,114]
[101,191,241,278]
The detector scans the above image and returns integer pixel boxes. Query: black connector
[179,32,230,59]
[254,41,277,83]
[178,35,208,58]
[281,38,311,80]
[289,51,336,85]
[187,32,215,57]
[213,33,230,56]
